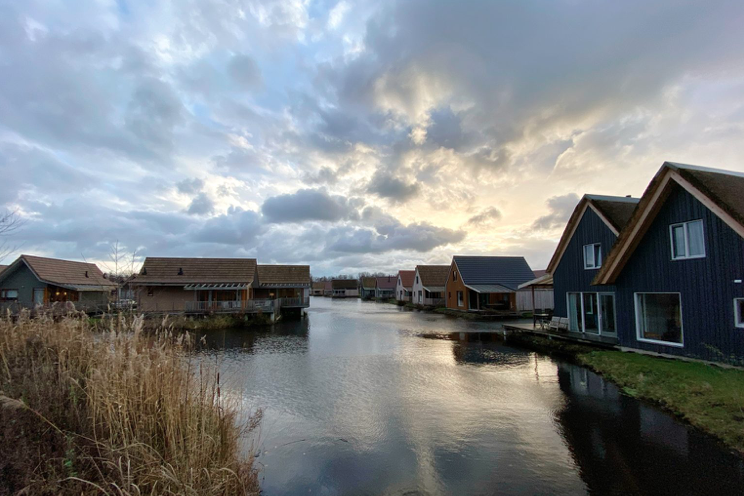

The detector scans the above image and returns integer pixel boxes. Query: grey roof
[332,279,358,289]
[453,256,534,291]
[518,273,554,289]
[467,284,514,294]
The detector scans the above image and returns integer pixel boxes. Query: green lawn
[580,351,744,454]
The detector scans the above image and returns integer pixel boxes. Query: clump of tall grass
[0,310,261,495]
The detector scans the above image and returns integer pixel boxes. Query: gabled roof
[397,270,415,288]
[518,273,553,289]
[0,254,116,289]
[595,162,744,285]
[416,265,450,289]
[257,265,311,287]
[376,276,397,289]
[360,277,376,289]
[332,279,358,289]
[545,195,640,274]
[132,257,257,285]
[452,256,535,291]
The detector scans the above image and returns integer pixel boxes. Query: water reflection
[190,297,744,495]
[555,364,744,495]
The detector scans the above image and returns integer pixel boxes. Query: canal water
[194,297,744,495]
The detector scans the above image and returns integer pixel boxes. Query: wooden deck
[503,323,620,348]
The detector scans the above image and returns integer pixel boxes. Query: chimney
[178,267,184,275]
[142,268,147,275]
[626,195,631,198]
[85,271,89,278]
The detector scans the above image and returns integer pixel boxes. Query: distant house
[332,279,359,298]
[323,280,333,296]
[444,256,535,312]
[130,257,309,317]
[550,162,744,364]
[312,281,325,296]
[396,270,415,302]
[359,277,376,299]
[411,265,449,306]
[517,271,554,312]
[375,276,396,300]
[0,254,116,312]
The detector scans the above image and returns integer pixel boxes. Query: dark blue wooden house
[547,194,640,342]
[550,162,744,364]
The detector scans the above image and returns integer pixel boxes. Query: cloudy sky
[1,0,744,276]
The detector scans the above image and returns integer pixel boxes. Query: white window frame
[670,219,705,261]
[735,298,744,329]
[565,292,616,336]
[583,243,602,270]
[634,292,684,347]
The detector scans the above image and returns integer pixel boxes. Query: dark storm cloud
[261,189,357,223]
[186,192,215,216]
[531,193,580,231]
[366,170,420,203]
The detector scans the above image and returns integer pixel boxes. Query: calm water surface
[194,297,744,495]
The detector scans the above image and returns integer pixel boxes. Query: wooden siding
[553,207,619,317]
[0,263,47,308]
[445,261,470,309]
[613,183,744,362]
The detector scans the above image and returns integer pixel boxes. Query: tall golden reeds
[0,310,260,495]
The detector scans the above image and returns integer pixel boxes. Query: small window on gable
[454,271,457,281]
[735,299,744,329]
[671,220,705,260]
[583,243,602,269]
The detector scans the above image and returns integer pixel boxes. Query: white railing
[184,299,275,313]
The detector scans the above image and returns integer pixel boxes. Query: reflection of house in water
[447,332,532,367]
[554,363,744,494]
[194,318,310,352]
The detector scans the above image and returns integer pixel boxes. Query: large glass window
[568,292,616,336]
[735,298,744,329]
[0,289,18,300]
[457,291,463,307]
[670,220,705,260]
[583,243,602,269]
[636,293,683,345]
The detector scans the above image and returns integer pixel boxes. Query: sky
[1,0,744,276]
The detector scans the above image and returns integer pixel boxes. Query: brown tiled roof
[312,281,326,290]
[257,265,311,286]
[360,277,377,289]
[332,279,358,289]
[376,276,396,289]
[16,254,116,287]
[132,257,257,285]
[0,265,7,274]
[416,265,450,287]
[398,270,415,288]
[532,269,547,278]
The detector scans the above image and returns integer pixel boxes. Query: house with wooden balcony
[411,265,449,307]
[130,257,310,320]
[0,254,116,313]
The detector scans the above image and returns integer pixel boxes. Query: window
[567,292,616,336]
[457,291,464,307]
[454,271,457,281]
[147,287,154,297]
[635,293,683,346]
[583,243,602,269]
[735,299,744,329]
[670,220,705,260]
[416,276,419,284]
[0,289,18,301]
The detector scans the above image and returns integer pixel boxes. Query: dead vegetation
[0,310,261,495]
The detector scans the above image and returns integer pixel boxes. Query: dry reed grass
[0,310,261,495]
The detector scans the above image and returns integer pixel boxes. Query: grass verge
[0,311,261,495]
[579,350,744,454]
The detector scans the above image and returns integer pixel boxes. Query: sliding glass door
[567,292,616,337]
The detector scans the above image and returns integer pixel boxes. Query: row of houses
[544,162,744,363]
[0,255,311,320]
[312,259,553,314]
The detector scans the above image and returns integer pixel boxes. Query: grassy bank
[579,351,744,454]
[0,311,261,495]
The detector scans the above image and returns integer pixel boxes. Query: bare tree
[0,209,24,262]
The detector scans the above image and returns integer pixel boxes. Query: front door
[33,288,45,306]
